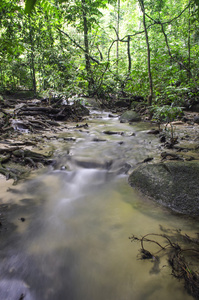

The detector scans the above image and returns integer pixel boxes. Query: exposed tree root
[0,96,89,139]
[0,148,54,184]
[129,227,199,299]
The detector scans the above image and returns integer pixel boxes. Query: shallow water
[0,110,197,300]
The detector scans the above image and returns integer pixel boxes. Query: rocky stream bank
[1,93,199,218]
[1,93,199,299]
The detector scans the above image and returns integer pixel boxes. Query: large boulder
[128,161,199,217]
[119,110,141,123]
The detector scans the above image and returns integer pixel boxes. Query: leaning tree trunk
[138,0,153,106]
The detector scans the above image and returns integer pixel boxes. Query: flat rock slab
[128,161,199,217]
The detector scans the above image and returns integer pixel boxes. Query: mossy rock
[128,161,199,217]
[119,110,141,123]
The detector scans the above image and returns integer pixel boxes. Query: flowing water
[0,110,198,300]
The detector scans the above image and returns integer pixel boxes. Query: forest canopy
[0,0,198,107]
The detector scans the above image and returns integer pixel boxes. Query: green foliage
[0,0,199,104]
[151,104,184,141]
[193,0,199,18]
[151,105,183,123]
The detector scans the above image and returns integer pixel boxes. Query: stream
[0,109,198,300]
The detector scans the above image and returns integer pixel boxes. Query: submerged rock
[128,161,199,217]
[119,110,141,123]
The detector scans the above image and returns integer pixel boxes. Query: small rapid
[0,110,197,300]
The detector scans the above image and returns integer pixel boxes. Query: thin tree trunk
[46,13,54,47]
[116,0,120,70]
[127,35,131,72]
[28,16,37,96]
[81,0,94,93]
[188,2,191,81]
[139,0,153,106]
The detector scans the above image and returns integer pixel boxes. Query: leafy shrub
[150,105,183,124]
[150,105,184,142]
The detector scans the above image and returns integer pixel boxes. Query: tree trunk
[188,2,191,81]
[116,0,120,70]
[28,16,37,96]
[127,35,131,72]
[81,0,94,93]
[139,0,153,106]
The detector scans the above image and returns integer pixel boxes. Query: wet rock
[92,138,106,142]
[147,129,160,134]
[105,161,131,175]
[103,130,124,135]
[193,116,199,124]
[119,110,141,123]
[128,161,199,217]
[108,114,117,118]
[76,123,88,128]
[142,157,154,163]
[19,217,25,222]
[159,135,166,143]
[73,159,111,169]
[161,152,183,161]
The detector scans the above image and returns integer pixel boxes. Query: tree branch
[120,3,190,42]
[57,28,100,65]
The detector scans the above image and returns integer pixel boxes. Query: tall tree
[59,0,116,94]
[138,0,153,106]
[81,0,94,92]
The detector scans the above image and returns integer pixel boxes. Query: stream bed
[0,109,198,300]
